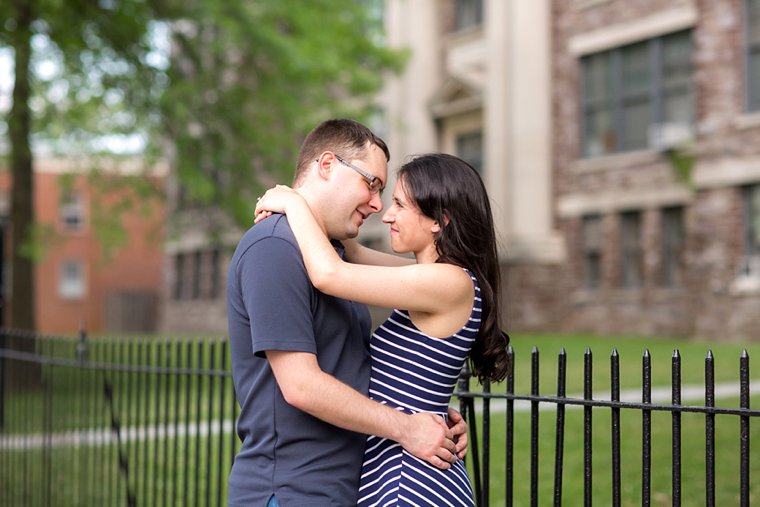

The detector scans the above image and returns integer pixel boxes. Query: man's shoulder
[229,215,302,273]
[238,214,297,249]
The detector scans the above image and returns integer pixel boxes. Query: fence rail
[457,346,758,507]
[0,329,238,507]
[0,329,757,506]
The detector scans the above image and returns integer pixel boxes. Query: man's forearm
[285,362,406,440]
[267,350,456,468]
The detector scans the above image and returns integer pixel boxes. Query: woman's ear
[431,211,450,234]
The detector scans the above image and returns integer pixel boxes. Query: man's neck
[292,185,330,237]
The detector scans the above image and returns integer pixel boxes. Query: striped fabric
[358,269,480,506]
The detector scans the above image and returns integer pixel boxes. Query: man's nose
[369,192,383,213]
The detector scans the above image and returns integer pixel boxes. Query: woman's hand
[447,407,469,459]
[254,185,302,223]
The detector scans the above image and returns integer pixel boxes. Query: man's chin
[332,228,359,241]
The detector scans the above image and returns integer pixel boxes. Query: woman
[255,153,510,506]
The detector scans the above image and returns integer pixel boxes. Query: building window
[661,207,685,286]
[210,248,221,300]
[456,130,484,174]
[748,0,760,111]
[174,253,185,300]
[620,211,643,287]
[192,250,203,299]
[455,0,483,31]
[59,260,85,299]
[59,191,86,232]
[743,185,760,275]
[582,215,602,289]
[581,30,694,157]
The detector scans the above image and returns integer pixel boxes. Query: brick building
[0,159,165,334]
[552,0,760,339]
[377,0,760,340]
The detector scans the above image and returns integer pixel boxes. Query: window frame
[582,214,603,289]
[456,130,484,174]
[210,248,221,300]
[59,259,86,300]
[660,206,685,287]
[746,0,760,111]
[174,253,185,301]
[58,190,87,233]
[744,184,760,269]
[620,211,643,288]
[580,30,694,157]
[454,0,483,32]
[192,250,203,300]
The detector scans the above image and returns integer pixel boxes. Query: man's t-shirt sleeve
[237,235,316,356]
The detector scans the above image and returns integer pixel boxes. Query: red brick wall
[0,169,165,334]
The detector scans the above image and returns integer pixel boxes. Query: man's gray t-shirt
[227,214,372,506]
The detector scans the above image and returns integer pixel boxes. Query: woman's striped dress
[357,269,479,506]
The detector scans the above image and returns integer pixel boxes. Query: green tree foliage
[162,0,405,226]
[1,0,163,330]
[1,0,404,331]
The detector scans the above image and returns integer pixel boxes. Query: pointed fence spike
[706,349,714,360]
[741,349,749,359]
[643,348,650,358]
[611,348,619,357]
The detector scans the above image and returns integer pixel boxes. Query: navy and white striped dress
[357,269,479,506]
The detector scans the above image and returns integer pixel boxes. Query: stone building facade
[377,0,760,340]
[161,0,760,341]
[160,193,237,335]
[376,0,567,332]
[552,0,760,339]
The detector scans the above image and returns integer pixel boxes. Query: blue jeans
[267,495,279,507]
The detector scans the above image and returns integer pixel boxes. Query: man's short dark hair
[294,119,390,185]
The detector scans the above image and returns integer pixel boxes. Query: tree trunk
[8,0,35,333]
[3,0,41,398]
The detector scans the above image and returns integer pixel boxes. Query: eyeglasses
[335,155,384,195]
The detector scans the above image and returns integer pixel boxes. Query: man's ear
[315,152,335,180]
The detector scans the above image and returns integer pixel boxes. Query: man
[227,119,466,506]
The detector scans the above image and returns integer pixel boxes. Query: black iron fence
[457,346,759,506]
[0,330,758,506]
[0,329,237,507]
